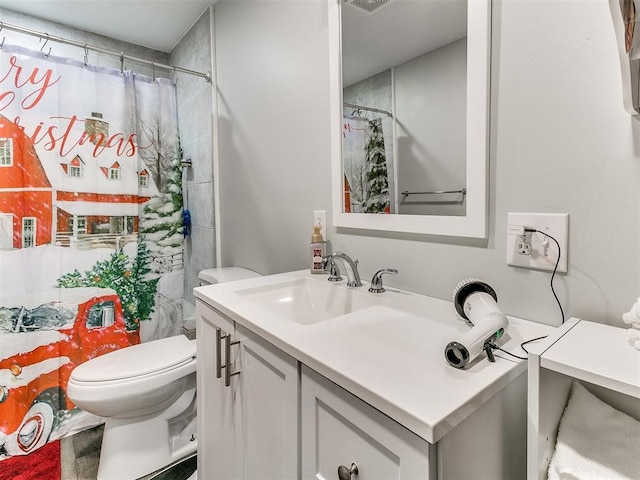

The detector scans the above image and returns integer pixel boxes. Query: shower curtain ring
[151,61,155,81]
[83,44,89,68]
[120,52,124,74]
[41,34,51,58]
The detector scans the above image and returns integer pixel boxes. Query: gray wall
[215,0,331,275]
[169,8,216,304]
[214,0,639,328]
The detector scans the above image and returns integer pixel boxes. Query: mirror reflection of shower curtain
[0,44,183,462]
[342,115,390,214]
[363,118,390,214]
[343,115,368,212]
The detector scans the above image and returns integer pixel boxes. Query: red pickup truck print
[0,287,140,457]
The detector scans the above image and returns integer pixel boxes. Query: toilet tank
[198,267,261,286]
[185,268,262,340]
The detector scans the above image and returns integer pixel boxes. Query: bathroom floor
[60,425,197,480]
[60,425,103,480]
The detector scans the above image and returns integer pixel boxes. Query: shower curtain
[0,44,183,460]
[343,115,367,212]
[342,115,390,214]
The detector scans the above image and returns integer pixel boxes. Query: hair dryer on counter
[444,278,508,369]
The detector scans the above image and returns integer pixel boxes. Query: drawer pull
[216,328,224,379]
[338,462,358,480]
[224,333,241,387]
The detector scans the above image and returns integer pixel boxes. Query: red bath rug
[0,441,61,480]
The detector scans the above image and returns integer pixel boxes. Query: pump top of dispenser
[311,225,323,243]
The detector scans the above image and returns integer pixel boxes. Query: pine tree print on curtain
[134,74,184,342]
[363,118,390,214]
[139,141,184,277]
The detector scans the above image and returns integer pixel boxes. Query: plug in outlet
[507,213,569,273]
[516,233,532,255]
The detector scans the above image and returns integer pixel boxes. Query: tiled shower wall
[169,8,216,305]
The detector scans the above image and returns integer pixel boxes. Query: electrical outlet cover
[313,210,327,239]
[506,213,569,273]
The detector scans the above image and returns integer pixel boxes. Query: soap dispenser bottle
[310,225,326,274]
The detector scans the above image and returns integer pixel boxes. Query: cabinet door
[236,324,299,480]
[301,365,435,480]
[196,301,240,480]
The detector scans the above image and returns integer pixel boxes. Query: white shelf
[540,320,640,399]
[527,318,640,480]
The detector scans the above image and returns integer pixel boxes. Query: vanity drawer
[301,365,436,480]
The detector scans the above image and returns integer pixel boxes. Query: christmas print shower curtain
[0,44,183,460]
[342,115,390,214]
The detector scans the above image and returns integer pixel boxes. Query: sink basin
[235,278,383,325]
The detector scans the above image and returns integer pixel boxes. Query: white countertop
[194,270,556,444]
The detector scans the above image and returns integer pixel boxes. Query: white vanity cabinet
[301,365,436,479]
[300,364,528,480]
[197,294,538,480]
[198,300,430,480]
[196,301,299,480]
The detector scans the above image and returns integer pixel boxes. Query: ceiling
[342,0,467,86]
[0,0,467,83]
[0,0,217,52]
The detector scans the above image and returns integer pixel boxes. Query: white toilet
[67,267,261,480]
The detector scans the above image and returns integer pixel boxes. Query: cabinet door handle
[224,333,241,387]
[216,328,224,379]
[337,462,358,480]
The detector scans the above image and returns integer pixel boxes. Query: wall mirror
[329,0,491,238]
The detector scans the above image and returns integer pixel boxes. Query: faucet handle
[327,261,343,282]
[322,255,343,282]
[368,268,398,293]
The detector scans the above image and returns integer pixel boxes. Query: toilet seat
[71,335,196,383]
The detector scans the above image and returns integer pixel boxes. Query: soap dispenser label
[312,247,324,271]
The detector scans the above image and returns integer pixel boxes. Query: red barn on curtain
[0,115,52,249]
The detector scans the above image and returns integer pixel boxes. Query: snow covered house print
[0,113,159,250]
[0,116,53,249]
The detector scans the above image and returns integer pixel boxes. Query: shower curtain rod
[0,21,211,82]
[343,101,393,118]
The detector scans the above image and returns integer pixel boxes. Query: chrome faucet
[322,252,362,287]
[368,268,398,293]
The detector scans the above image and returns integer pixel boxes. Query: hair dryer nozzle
[445,341,470,368]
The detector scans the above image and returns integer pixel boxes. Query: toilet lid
[198,267,261,284]
[71,335,196,382]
